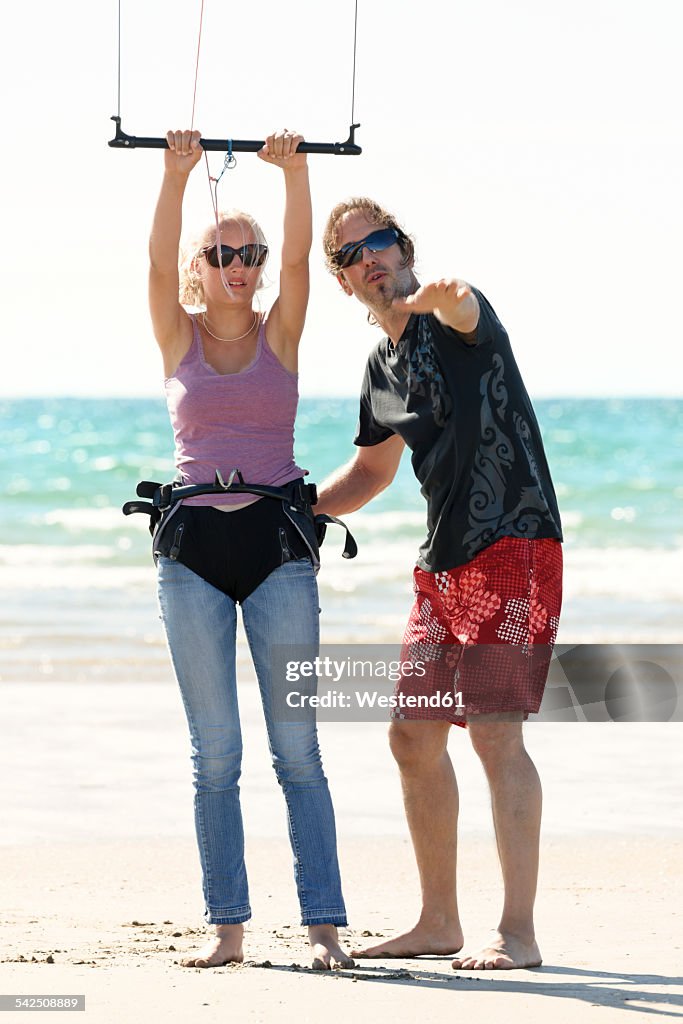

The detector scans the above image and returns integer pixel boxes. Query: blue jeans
[157,555,347,927]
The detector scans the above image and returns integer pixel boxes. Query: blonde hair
[179,209,268,308]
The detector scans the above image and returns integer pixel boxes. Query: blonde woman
[149,129,351,970]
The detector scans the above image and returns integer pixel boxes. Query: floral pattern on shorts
[396,537,563,725]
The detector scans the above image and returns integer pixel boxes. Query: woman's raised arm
[257,130,311,369]
[148,130,203,373]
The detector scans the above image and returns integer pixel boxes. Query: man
[316,198,563,970]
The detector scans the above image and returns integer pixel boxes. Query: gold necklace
[201,311,258,343]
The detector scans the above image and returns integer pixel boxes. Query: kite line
[109,0,361,156]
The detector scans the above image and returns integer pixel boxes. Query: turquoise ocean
[1,397,682,682]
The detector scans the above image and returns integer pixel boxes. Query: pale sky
[2,0,681,398]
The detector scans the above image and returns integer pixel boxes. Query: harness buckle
[214,468,246,490]
[153,483,174,509]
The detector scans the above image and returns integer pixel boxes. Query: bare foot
[451,929,541,970]
[309,924,355,970]
[351,921,464,959]
[180,923,244,968]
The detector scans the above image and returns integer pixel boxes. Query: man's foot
[351,921,464,959]
[309,924,355,970]
[451,929,541,970]
[180,923,244,968]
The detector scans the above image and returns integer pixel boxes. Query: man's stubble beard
[365,270,415,315]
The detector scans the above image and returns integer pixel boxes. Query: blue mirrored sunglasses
[332,227,399,270]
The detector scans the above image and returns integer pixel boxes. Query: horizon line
[1,393,682,403]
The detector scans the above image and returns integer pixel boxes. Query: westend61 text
[285,690,464,710]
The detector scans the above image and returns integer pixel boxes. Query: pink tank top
[164,315,306,506]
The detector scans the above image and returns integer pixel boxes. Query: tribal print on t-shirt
[354,288,562,572]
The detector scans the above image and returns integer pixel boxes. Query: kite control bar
[108,116,362,155]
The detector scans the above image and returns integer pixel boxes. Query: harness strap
[155,479,315,510]
[122,499,156,516]
[135,481,160,499]
[313,513,358,559]
[122,476,356,559]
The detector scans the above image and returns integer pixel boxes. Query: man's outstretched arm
[316,434,405,516]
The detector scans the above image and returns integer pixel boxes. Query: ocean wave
[0,544,120,566]
[563,547,683,602]
[0,562,153,590]
[1,539,682,605]
[319,545,683,603]
[36,507,149,532]
[343,508,427,534]
[559,509,583,529]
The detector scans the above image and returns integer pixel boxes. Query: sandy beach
[1,681,681,1022]
[1,835,680,1023]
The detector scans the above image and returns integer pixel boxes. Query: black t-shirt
[354,287,563,572]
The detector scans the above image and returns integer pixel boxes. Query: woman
[149,128,352,969]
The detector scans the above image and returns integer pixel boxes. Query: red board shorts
[395,537,563,727]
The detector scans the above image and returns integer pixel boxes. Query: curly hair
[322,197,415,275]
[179,210,268,308]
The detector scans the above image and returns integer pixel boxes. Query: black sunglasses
[203,243,269,269]
[332,227,400,270]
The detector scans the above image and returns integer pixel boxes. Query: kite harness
[123,470,357,602]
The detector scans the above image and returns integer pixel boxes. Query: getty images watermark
[270,644,682,722]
